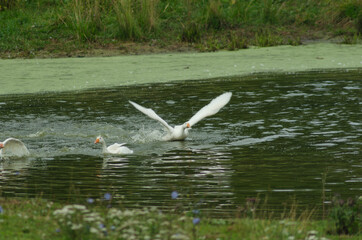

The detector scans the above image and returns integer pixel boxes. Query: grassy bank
[0,0,361,58]
[0,196,360,240]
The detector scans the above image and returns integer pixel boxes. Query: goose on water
[94,136,133,155]
[0,138,30,158]
[129,92,232,141]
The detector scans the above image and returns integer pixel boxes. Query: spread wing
[2,138,30,157]
[188,92,232,127]
[129,101,174,133]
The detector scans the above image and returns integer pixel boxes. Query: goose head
[182,122,191,130]
[182,122,191,129]
[0,142,3,149]
[181,122,191,135]
[94,136,105,144]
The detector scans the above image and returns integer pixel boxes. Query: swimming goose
[0,138,30,158]
[94,136,133,155]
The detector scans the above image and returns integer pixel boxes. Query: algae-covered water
[0,44,361,216]
[1,43,361,95]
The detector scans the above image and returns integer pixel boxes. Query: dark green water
[0,70,361,217]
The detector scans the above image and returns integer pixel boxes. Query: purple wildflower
[192,218,200,225]
[104,193,112,201]
[171,191,178,199]
[0,206,3,214]
[87,198,94,204]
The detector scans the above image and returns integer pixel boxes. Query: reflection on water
[0,70,361,217]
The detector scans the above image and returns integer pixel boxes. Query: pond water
[0,70,361,217]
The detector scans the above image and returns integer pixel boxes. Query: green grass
[0,0,361,58]
[0,197,360,240]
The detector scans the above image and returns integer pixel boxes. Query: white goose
[94,136,133,155]
[0,138,30,158]
[129,92,232,141]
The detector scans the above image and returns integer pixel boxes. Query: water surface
[0,70,361,217]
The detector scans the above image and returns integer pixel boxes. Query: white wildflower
[285,221,296,226]
[305,230,319,240]
[171,233,190,240]
[71,224,83,230]
[123,209,134,217]
[161,221,170,227]
[90,227,101,235]
[147,218,155,224]
[46,202,53,208]
[178,216,186,221]
[72,204,87,211]
[307,230,318,235]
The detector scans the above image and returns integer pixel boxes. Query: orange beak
[0,143,3,148]
[94,138,99,144]
[186,123,191,128]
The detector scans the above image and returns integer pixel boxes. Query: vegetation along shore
[0,0,361,58]
[0,194,361,239]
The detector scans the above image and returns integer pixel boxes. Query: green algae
[0,43,361,95]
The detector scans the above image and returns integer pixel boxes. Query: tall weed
[261,0,280,24]
[227,31,248,50]
[206,0,226,30]
[138,0,159,33]
[329,195,361,235]
[229,0,256,25]
[181,21,201,43]
[338,0,362,33]
[67,0,102,41]
[112,0,141,40]
[254,29,283,47]
[0,0,24,11]
[112,0,160,40]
